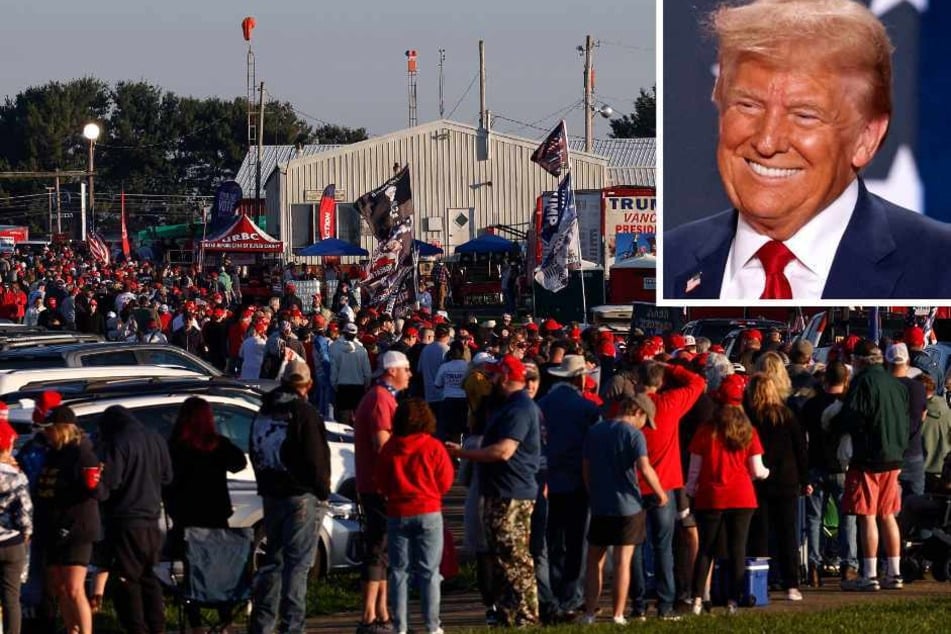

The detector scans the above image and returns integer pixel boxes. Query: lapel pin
[685,272,702,294]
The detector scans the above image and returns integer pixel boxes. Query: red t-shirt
[688,423,763,510]
[641,364,705,494]
[353,384,397,494]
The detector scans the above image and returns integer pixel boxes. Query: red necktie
[756,240,795,299]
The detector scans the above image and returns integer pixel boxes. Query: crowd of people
[2,242,951,633]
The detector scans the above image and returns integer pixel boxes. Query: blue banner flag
[534,172,580,292]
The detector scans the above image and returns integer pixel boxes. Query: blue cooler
[711,557,770,607]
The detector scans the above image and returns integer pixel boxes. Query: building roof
[234,144,341,198]
[235,122,655,195]
[568,137,655,169]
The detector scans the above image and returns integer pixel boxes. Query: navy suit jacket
[663,180,951,300]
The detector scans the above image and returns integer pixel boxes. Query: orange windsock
[242,17,256,42]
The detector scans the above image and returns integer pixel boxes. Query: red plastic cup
[83,466,101,490]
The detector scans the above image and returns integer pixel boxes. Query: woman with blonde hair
[754,351,792,401]
[686,374,768,615]
[745,372,809,601]
[34,403,101,634]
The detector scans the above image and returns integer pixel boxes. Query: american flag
[531,120,569,177]
[87,231,110,266]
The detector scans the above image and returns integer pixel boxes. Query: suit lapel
[672,211,736,299]
[823,181,900,298]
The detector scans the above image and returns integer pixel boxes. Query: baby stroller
[899,493,951,583]
[162,526,256,633]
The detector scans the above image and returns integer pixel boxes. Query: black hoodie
[250,385,331,500]
[98,405,173,526]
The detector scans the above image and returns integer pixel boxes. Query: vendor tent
[298,238,369,257]
[201,214,283,252]
[454,234,515,254]
[413,240,443,256]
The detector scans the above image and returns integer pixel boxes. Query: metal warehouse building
[237,119,654,260]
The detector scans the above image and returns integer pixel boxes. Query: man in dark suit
[663,0,951,301]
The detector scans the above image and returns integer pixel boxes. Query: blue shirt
[583,420,648,516]
[481,390,541,500]
[538,383,600,493]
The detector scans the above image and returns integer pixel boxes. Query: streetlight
[82,122,100,241]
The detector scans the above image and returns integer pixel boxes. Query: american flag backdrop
[663,0,949,229]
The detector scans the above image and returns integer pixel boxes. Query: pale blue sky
[1,0,655,141]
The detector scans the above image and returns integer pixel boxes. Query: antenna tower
[406,49,418,127]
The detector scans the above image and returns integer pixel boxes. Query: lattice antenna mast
[406,49,418,127]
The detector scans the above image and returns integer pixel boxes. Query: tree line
[0,77,367,233]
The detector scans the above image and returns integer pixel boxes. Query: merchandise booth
[200,214,284,301]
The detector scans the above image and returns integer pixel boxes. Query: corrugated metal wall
[265,120,606,261]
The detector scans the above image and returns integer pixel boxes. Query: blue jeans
[250,494,320,634]
[530,482,557,618]
[546,488,588,612]
[804,472,857,571]
[631,490,676,615]
[900,458,926,499]
[388,512,443,634]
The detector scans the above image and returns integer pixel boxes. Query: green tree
[315,124,368,145]
[609,85,656,138]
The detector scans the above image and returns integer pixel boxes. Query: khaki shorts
[844,468,901,517]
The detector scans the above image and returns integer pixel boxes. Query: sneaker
[881,575,904,590]
[629,610,647,622]
[841,566,860,582]
[659,612,682,621]
[786,588,804,601]
[612,616,628,625]
[691,598,703,616]
[726,601,738,616]
[485,607,500,626]
[428,629,445,634]
[842,576,880,592]
[580,613,597,625]
[373,620,395,634]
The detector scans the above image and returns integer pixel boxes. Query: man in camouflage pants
[448,354,541,627]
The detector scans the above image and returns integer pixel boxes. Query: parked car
[0,365,203,395]
[0,342,278,391]
[6,377,361,576]
[681,318,787,347]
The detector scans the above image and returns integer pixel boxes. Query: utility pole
[54,174,62,234]
[583,34,594,153]
[438,48,446,119]
[479,40,487,129]
[46,187,54,236]
[256,82,265,218]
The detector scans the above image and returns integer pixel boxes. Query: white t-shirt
[239,336,267,380]
[434,359,469,400]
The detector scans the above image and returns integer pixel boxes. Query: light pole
[82,122,100,240]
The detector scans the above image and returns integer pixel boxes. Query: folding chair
[168,526,255,634]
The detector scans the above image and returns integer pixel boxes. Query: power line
[598,39,654,53]
[446,71,479,120]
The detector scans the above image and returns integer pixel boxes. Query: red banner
[318,184,336,240]
[120,190,131,258]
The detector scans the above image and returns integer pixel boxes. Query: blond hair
[710,0,893,120]
[45,423,83,451]
[754,351,792,400]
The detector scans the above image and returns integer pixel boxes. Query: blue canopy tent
[454,234,515,254]
[298,238,369,257]
[413,240,443,256]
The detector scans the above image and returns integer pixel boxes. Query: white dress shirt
[719,179,859,300]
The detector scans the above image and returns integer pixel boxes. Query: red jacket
[375,432,454,518]
[641,364,706,494]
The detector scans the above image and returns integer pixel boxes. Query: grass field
[448,598,951,634]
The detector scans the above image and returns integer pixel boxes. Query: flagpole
[563,128,588,325]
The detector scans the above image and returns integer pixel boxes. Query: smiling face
[716,55,889,240]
